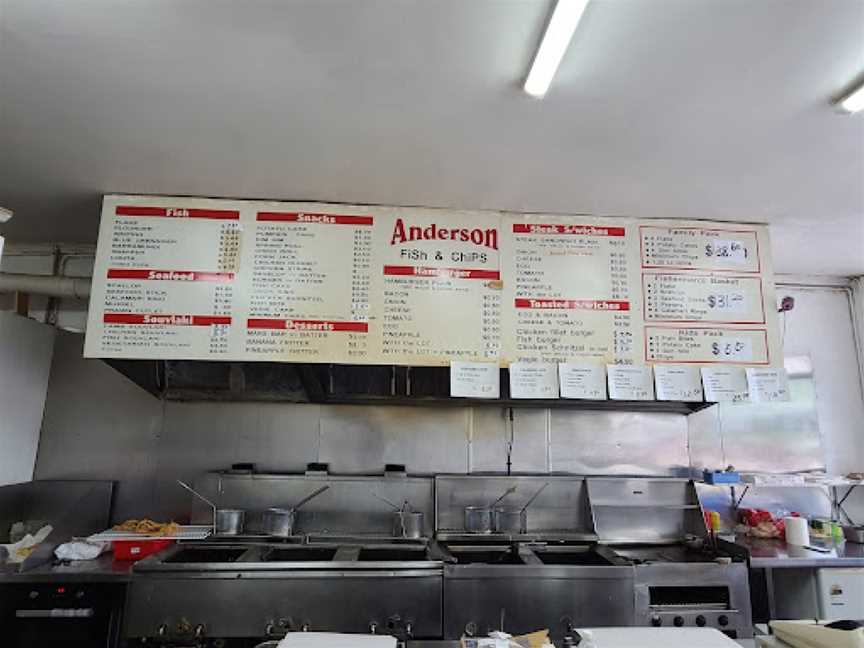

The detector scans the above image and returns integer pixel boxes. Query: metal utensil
[292,485,330,511]
[264,485,330,538]
[494,483,549,534]
[521,482,550,513]
[177,480,218,534]
[489,485,517,509]
[372,491,423,538]
[214,509,245,536]
[464,506,493,534]
[493,506,526,534]
[371,491,402,511]
[393,511,424,539]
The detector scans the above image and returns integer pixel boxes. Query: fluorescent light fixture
[524,0,590,98]
[839,82,864,113]
[0,207,12,223]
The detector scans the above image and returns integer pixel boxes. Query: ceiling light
[838,82,864,113]
[524,0,590,98]
[0,207,12,223]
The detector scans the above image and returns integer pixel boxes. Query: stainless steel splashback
[586,478,705,544]
[434,475,594,538]
[191,472,435,537]
[687,357,825,476]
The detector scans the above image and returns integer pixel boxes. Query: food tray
[88,525,212,542]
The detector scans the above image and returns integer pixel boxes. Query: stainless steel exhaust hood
[102,359,713,413]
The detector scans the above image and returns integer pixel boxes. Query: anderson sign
[85,195,780,368]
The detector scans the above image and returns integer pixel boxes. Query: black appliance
[0,582,125,648]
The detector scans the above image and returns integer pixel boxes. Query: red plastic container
[113,538,174,561]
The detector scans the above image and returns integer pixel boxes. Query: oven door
[1,583,125,648]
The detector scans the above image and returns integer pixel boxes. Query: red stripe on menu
[513,223,626,236]
[115,206,240,220]
[107,269,234,281]
[257,212,374,226]
[383,265,500,280]
[103,314,232,326]
[247,318,369,332]
[515,299,630,311]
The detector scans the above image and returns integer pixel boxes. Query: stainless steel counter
[0,555,134,583]
[738,535,864,568]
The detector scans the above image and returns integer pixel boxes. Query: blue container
[703,470,740,484]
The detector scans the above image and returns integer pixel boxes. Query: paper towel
[785,516,810,546]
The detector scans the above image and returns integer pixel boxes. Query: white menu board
[607,365,655,401]
[85,199,243,359]
[369,209,502,365]
[500,215,641,365]
[558,363,607,400]
[653,365,704,402]
[85,196,781,373]
[450,361,500,398]
[509,362,558,399]
[746,367,790,402]
[244,204,375,363]
[701,366,749,402]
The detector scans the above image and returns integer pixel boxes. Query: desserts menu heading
[85,195,780,367]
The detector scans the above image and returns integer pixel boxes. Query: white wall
[0,312,55,485]
[776,283,864,475]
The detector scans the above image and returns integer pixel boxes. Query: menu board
[85,196,780,370]
[500,215,641,365]
[243,204,375,362]
[369,209,502,365]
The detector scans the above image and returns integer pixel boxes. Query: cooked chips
[112,519,180,536]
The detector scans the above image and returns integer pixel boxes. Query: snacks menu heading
[84,195,780,367]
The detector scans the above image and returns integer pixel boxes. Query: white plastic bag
[54,539,108,561]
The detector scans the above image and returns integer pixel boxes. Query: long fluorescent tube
[524,0,590,98]
[839,83,864,113]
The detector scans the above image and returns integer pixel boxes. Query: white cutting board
[581,628,741,647]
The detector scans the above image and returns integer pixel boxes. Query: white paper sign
[558,363,607,400]
[746,367,790,402]
[450,361,500,398]
[654,364,704,402]
[509,362,558,399]
[607,365,654,401]
[701,366,749,402]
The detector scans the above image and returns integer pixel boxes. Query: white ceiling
[1,0,862,275]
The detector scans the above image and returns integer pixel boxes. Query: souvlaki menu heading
[84,195,781,368]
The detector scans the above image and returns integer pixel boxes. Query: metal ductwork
[0,272,92,299]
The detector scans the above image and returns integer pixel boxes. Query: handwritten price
[712,341,747,357]
[705,240,748,262]
[707,293,745,310]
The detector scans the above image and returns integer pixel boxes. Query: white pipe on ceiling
[0,273,91,299]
